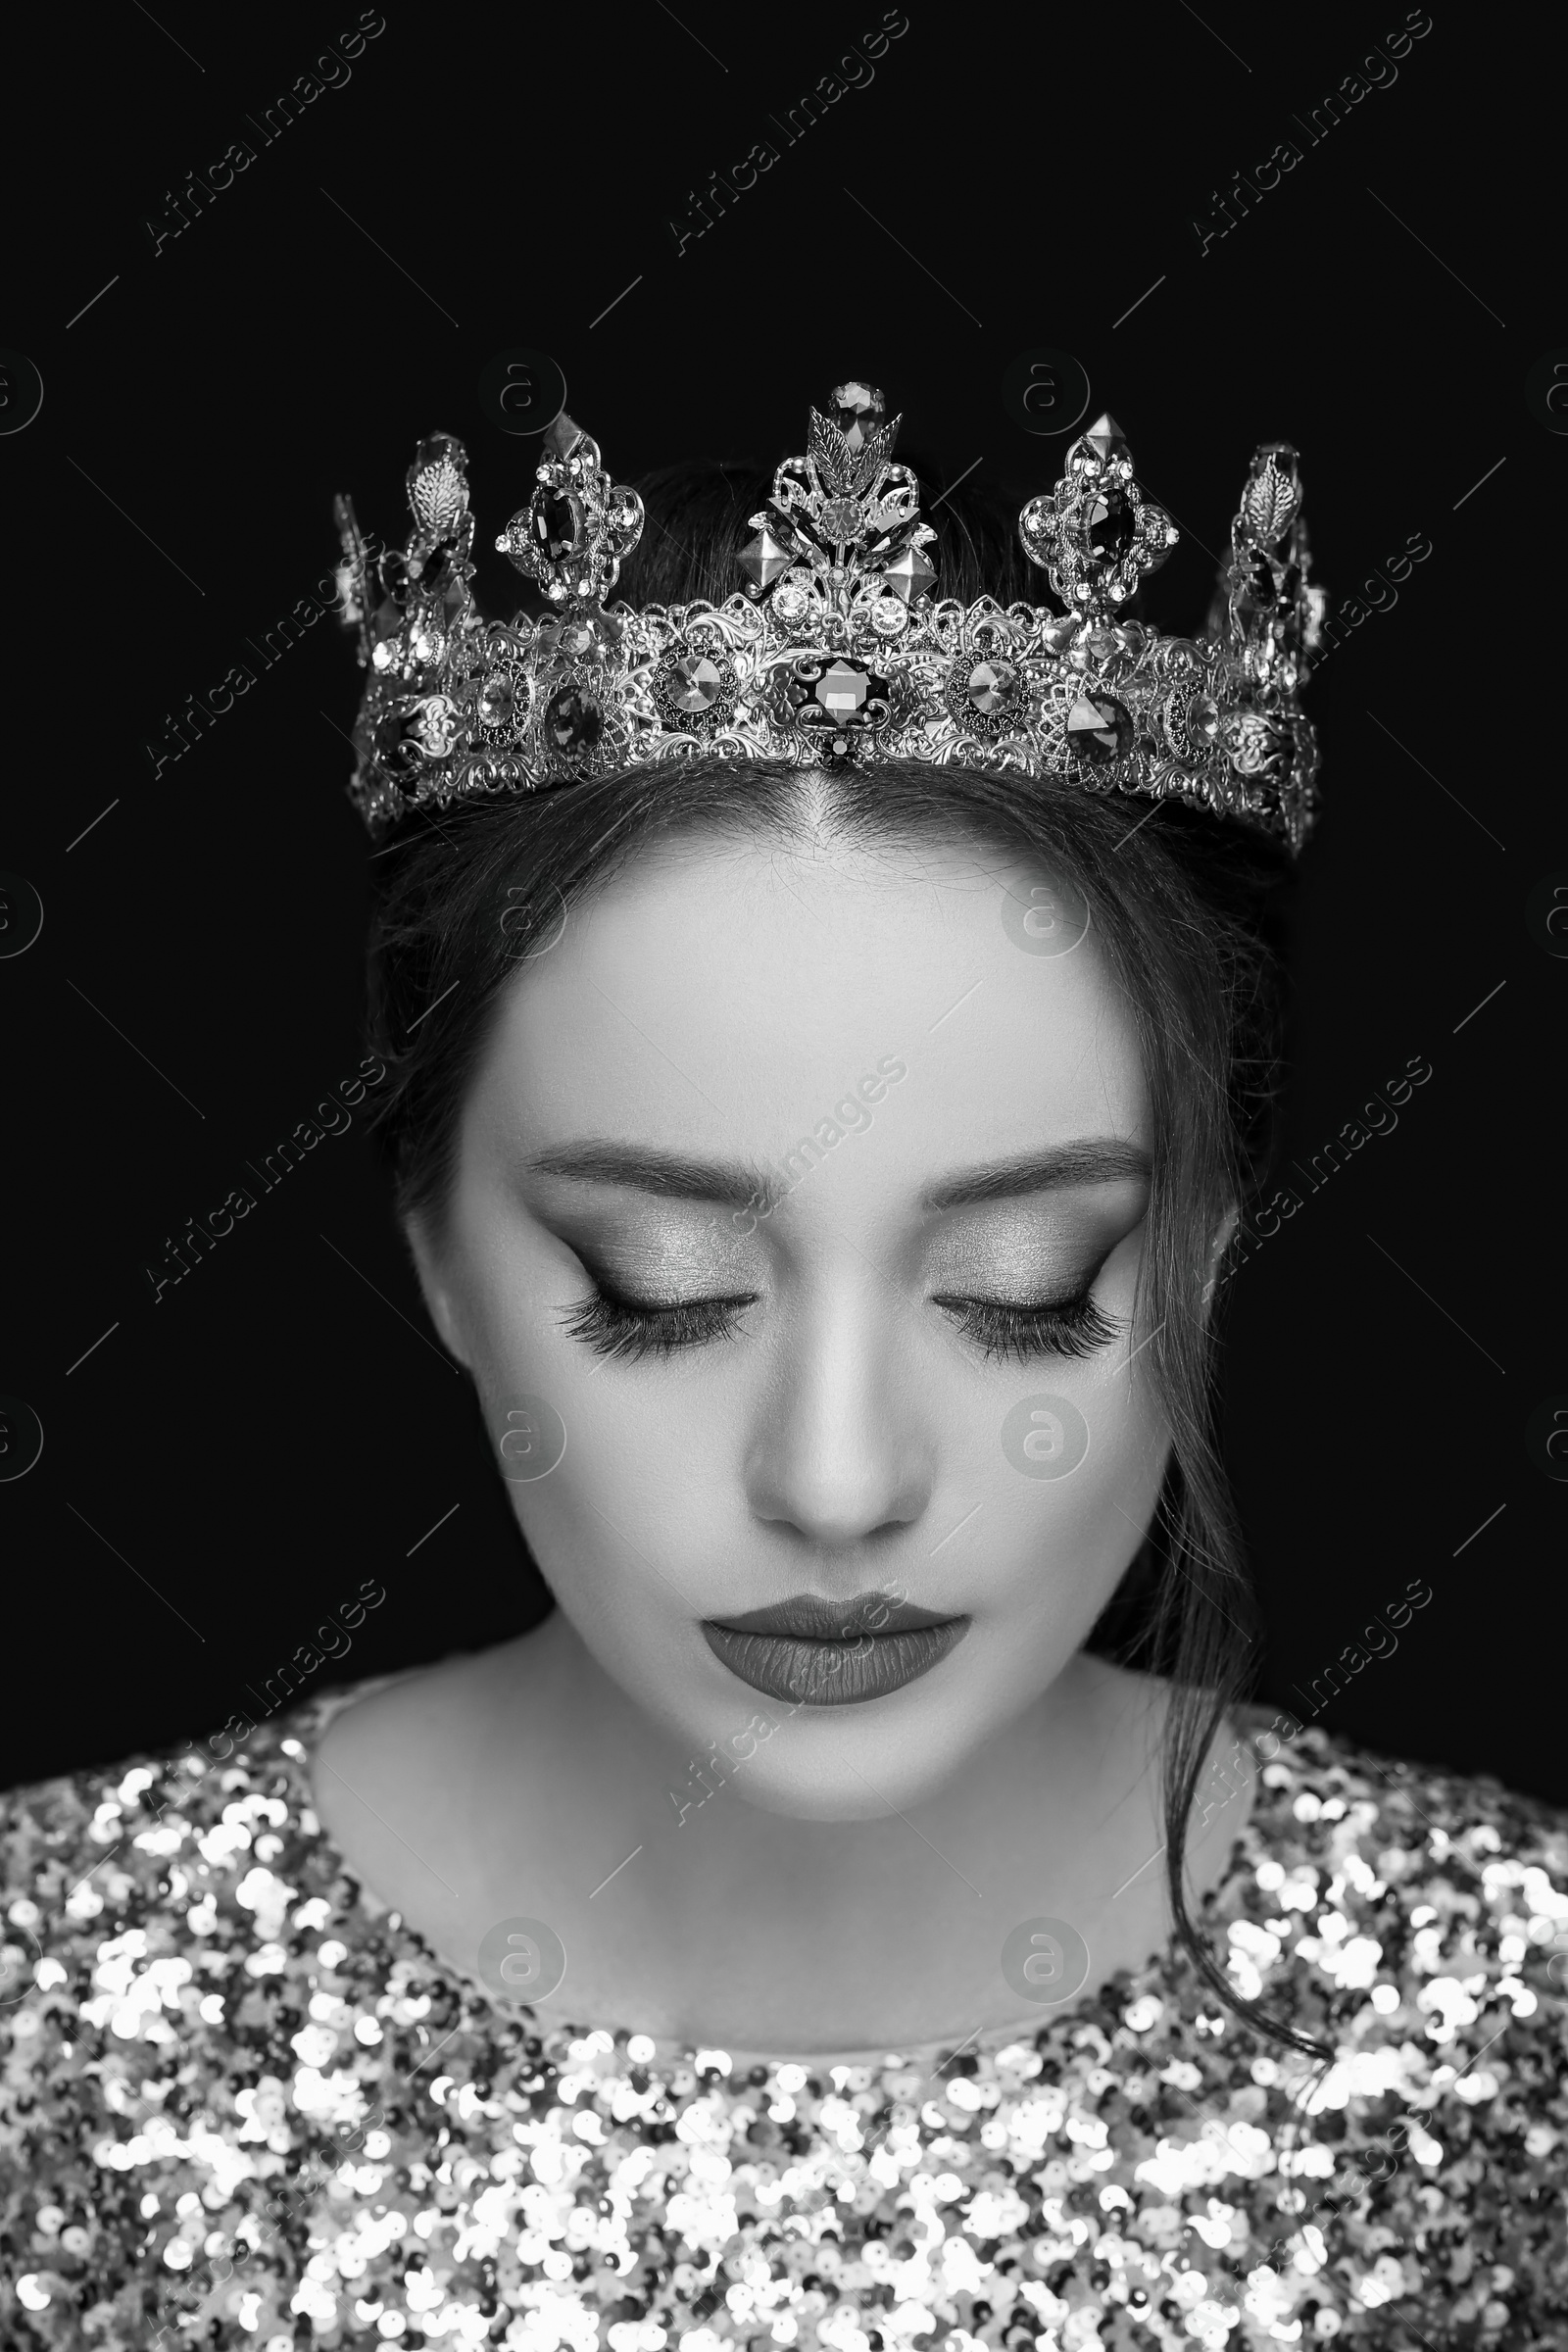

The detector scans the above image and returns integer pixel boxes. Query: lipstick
[701,1591,970,1707]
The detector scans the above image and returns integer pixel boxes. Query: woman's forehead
[466,833,1150,1169]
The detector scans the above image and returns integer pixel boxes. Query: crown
[334,381,1328,851]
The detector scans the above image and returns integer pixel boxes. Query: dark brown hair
[362,461,1329,2062]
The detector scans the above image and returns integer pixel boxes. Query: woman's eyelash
[932,1292,1123,1363]
[561,1282,1123,1367]
[558,1286,757,1362]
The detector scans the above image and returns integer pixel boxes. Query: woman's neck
[367,1615,1249,2053]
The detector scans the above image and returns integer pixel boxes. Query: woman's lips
[701,1592,970,1706]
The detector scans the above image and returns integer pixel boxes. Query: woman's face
[411,825,1169,1821]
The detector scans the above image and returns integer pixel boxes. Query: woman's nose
[742,1277,934,1547]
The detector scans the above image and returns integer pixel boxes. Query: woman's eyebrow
[524,1140,779,1211]
[921,1140,1151,1211]
[524,1137,1150,1215]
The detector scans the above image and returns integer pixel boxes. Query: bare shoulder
[305,1629,573,1977]
[309,1647,499,1855]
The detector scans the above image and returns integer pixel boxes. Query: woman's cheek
[965,1341,1168,1614]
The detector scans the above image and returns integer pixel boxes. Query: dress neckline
[272,1663,1279,2070]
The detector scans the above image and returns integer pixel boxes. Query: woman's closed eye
[931,1290,1123,1362]
[560,1277,1124,1366]
[558,1281,760,1362]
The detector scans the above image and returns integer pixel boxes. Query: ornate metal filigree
[335,386,1327,853]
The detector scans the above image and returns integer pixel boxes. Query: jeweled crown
[334,381,1327,850]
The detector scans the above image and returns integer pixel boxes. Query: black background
[2,4,1559,1798]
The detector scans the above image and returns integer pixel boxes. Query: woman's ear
[404,1213,473,1368]
[1200,1205,1240,1312]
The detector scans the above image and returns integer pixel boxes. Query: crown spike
[1224,440,1322,707]
[545,410,587,462]
[404,433,469,542]
[1081,413,1130,466]
[1017,411,1177,618]
[333,492,372,662]
[493,418,644,610]
[1238,441,1302,549]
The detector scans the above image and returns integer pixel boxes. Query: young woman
[4,388,1564,2351]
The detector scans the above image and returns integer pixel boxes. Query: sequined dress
[2,1682,1566,2352]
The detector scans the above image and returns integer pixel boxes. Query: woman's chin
[713,1725,975,1824]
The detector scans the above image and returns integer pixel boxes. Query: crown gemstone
[1066,693,1133,763]
[606,491,644,544]
[968,660,1022,715]
[1082,414,1131,467]
[882,545,936,604]
[672,656,724,713]
[1070,490,1137,566]
[543,684,602,754]
[832,380,885,454]
[815,662,869,717]
[415,432,464,473]
[532,490,581,564]
[1232,550,1277,623]
[739,527,794,591]
[818,496,863,542]
[371,710,425,779]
